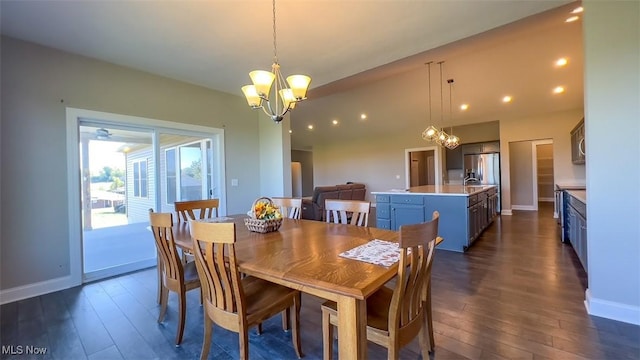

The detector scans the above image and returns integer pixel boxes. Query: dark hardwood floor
[2,203,639,359]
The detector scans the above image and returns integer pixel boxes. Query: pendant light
[445,78,460,149]
[422,62,440,141]
[435,61,449,145]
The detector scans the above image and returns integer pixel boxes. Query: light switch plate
[231,179,238,186]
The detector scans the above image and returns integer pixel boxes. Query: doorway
[79,124,155,280]
[68,108,226,284]
[509,139,554,211]
[405,146,442,188]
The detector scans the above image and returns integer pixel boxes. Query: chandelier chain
[272,0,278,64]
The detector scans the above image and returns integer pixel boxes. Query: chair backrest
[325,199,370,227]
[175,199,220,222]
[272,197,302,219]
[390,211,439,341]
[189,220,245,331]
[149,212,184,284]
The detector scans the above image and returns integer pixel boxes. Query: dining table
[171,214,438,359]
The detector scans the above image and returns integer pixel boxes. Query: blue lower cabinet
[390,204,425,230]
[377,219,391,230]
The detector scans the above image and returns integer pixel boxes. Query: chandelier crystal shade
[241,0,311,123]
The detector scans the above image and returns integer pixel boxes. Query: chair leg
[419,319,431,360]
[239,329,249,360]
[200,315,213,360]
[292,293,302,358]
[156,255,162,304]
[282,308,291,331]
[158,286,169,323]
[426,288,435,352]
[322,308,333,360]
[175,290,186,346]
[256,323,263,335]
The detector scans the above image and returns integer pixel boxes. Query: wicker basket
[244,197,283,233]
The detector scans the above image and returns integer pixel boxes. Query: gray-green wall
[0,36,261,290]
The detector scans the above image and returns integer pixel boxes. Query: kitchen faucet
[464,169,480,186]
[463,176,480,186]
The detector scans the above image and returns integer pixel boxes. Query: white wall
[0,36,261,293]
[583,0,640,324]
[499,108,585,212]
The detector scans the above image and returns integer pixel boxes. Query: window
[164,139,213,204]
[133,159,148,198]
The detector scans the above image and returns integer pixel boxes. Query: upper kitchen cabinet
[571,118,585,164]
[445,146,463,170]
[461,141,500,155]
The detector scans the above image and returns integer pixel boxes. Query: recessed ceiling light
[566,15,579,23]
[553,86,565,94]
[502,95,512,103]
[571,6,583,14]
[307,125,313,130]
[332,119,339,125]
[360,113,367,120]
[289,129,292,134]
[555,58,568,67]
[460,104,469,111]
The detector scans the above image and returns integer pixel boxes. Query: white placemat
[339,239,404,267]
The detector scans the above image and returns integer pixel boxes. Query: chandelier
[241,0,311,123]
[421,61,461,149]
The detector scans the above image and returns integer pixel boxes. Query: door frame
[531,139,553,211]
[66,107,226,285]
[404,146,442,189]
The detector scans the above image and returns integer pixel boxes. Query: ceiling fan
[95,128,112,140]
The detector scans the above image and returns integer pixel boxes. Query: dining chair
[324,199,370,227]
[272,197,302,219]
[321,211,440,360]
[174,198,220,262]
[189,220,303,360]
[149,212,201,346]
[174,198,220,222]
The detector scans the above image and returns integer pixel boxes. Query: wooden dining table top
[171,215,406,301]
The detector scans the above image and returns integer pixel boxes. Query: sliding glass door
[78,121,221,282]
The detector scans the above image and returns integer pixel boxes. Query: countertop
[566,190,586,204]
[372,184,497,197]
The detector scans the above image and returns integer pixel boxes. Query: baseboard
[512,205,537,211]
[0,275,76,305]
[539,197,554,202]
[501,209,513,216]
[585,289,640,325]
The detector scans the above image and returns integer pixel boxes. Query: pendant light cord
[449,79,454,134]
[438,61,444,128]
[426,62,432,124]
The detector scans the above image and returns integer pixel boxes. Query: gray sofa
[301,183,366,221]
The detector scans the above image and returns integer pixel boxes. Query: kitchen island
[372,185,499,252]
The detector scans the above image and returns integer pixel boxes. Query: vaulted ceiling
[1,0,583,149]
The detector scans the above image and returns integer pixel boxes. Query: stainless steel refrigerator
[464,152,501,211]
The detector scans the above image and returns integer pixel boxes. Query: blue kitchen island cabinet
[373,185,499,252]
